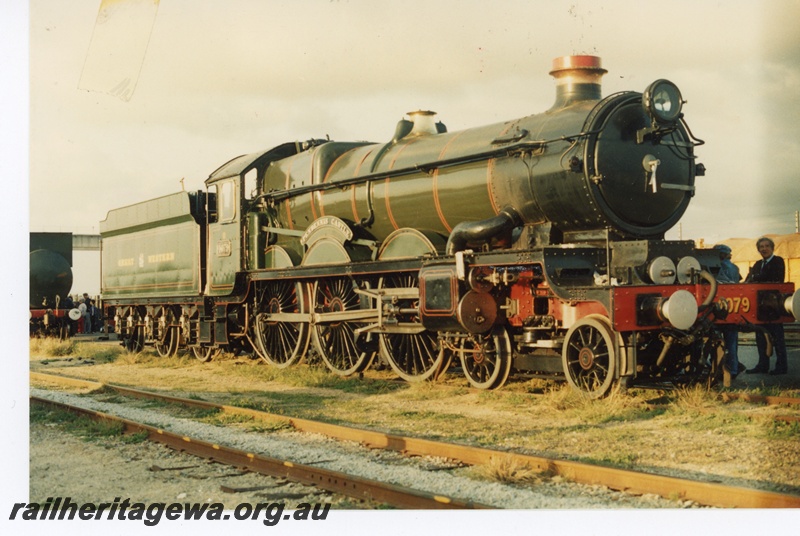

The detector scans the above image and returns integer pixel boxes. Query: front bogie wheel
[561,315,617,398]
[459,327,512,390]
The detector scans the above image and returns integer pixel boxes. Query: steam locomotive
[30,232,74,338]
[100,55,800,397]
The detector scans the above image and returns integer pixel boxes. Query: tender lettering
[147,252,176,264]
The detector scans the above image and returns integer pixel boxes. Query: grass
[32,336,800,488]
[29,338,76,357]
[395,380,464,401]
[201,411,255,426]
[504,377,561,395]
[744,384,796,398]
[470,457,545,484]
[30,402,128,441]
[593,451,640,468]
[133,398,220,419]
[533,384,658,425]
[389,409,466,423]
[199,410,293,432]
[221,361,406,395]
[245,390,329,414]
[196,370,677,450]
[678,410,754,433]
[120,431,150,444]
[637,384,800,445]
[765,419,800,440]
[668,384,720,412]
[30,338,124,363]
[115,351,198,369]
[113,351,157,366]
[93,393,127,404]
[229,396,276,413]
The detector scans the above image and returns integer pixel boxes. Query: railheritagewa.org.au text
[9,497,331,526]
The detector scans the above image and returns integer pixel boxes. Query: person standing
[90,299,103,333]
[77,299,87,334]
[63,295,76,336]
[745,237,788,375]
[714,244,742,378]
[82,293,93,333]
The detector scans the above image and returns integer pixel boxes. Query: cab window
[217,180,236,222]
[244,168,258,199]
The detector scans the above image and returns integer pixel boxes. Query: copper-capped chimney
[549,55,607,110]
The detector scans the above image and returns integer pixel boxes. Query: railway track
[31,371,800,508]
[30,395,487,510]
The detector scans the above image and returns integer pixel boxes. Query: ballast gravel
[30,388,693,509]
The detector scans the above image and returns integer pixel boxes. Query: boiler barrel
[262,93,694,241]
[30,249,73,308]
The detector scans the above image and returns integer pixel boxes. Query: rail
[31,371,800,508]
[30,395,488,510]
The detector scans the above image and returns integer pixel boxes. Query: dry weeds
[471,456,545,485]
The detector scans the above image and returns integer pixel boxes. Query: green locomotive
[101,56,799,396]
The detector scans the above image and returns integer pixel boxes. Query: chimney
[549,55,607,110]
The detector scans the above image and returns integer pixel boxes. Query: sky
[4,1,800,531]
[23,0,800,246]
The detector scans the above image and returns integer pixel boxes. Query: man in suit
[745,237,788,375]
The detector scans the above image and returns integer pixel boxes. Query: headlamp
[643,79,683,124]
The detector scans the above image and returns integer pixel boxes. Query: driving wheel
[252,279,309,368]
[311,277,374,376]
[378,273,444,382]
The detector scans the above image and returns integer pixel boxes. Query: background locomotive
[30,232,74,338]
[100,55,800,397]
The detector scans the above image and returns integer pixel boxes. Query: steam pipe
[697,270,717,311]
[446,208,521,255]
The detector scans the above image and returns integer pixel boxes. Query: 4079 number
[720,296,751,314]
